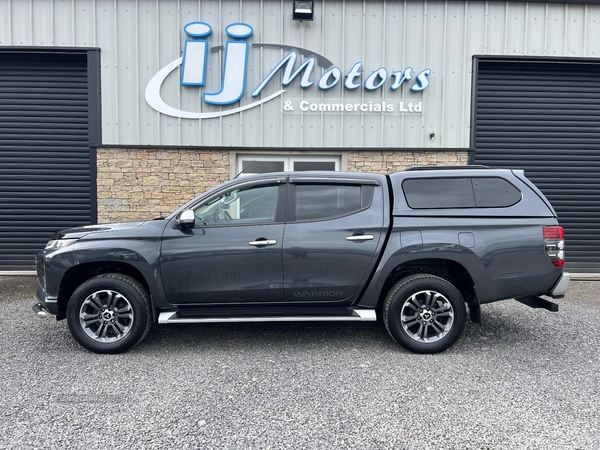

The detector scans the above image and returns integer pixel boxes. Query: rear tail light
[543,226,565,268]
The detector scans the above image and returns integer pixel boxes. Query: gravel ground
[0,276,598,449]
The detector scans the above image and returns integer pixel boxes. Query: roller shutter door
[473,59,600,273]
[0,52,97,271]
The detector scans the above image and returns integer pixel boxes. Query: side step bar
[515,296,559,312]
[158,309,377,324]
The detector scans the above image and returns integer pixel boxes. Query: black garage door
[0,50,100,271]
[472,58,600,273]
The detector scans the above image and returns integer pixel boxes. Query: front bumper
[35,245,78,320]
[550,272,570,299]
[35,285,59,316]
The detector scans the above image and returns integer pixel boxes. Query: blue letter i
[181,22,212,86]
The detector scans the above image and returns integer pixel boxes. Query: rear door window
[293,184,373,221]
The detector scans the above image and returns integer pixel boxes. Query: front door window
[194,184,279,226]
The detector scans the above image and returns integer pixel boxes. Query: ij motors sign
[145,22,431,119]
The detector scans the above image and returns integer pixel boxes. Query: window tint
[403,177,522,209]
[293,161,337,171]
[403,178,476,209]
[472,178,521,207]
[294,184,371,221]
[194,185,279,225]
[241,160,284,174]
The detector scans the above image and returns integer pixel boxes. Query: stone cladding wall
[97,148,468,223]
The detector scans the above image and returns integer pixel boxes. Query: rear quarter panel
[416,217,558,300]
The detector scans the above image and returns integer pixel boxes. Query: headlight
[45,239,78,250]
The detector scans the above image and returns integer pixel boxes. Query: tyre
[66,274,152,354]
[383,274,467,354]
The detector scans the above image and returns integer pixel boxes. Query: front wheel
[383,274,467,354]
[66,274,152,354]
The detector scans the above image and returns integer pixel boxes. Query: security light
[293,1,314,21]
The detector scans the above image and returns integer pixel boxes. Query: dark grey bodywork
[35,169,567,323]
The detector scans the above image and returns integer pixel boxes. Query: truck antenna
[234,160,256,178]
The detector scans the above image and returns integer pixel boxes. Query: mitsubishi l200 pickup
[34,167,570,354]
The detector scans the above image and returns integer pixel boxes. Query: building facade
[1,0,599,272]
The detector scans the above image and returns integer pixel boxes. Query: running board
[158,309,377,324]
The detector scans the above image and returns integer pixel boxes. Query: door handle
[346,234,374,241]
[249,239,277,246]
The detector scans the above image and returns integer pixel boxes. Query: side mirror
[176,209,196,229]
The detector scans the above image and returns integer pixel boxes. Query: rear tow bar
[515,296,559,312]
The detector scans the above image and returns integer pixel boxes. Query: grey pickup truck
[34,166,570,354]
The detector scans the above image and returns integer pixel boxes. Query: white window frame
[231,152,346,178]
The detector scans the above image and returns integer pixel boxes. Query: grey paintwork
[35,169,566,321]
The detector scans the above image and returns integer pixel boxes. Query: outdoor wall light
[430,131,436,140]
[293,1,314,21]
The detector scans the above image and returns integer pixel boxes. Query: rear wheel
[66,274,152,354]
[383,274,467,354]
